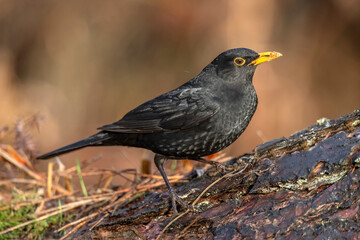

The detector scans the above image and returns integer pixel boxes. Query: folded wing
[98,88,220,133]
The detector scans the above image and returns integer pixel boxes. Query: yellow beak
[248,51,282,66]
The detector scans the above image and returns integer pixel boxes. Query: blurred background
[0,0,359,178]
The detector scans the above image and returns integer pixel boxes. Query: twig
[56,212,99,233]
[89,213,109,231]
[192,169,237,206]
[55,191,134,233]
[55,188,143,238]
[0,178,43,186]
[36,197,109,216]
[59,221,87,240]
[47,162,53,197]
[0,146,43,181]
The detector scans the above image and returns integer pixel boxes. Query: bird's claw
[213,162,234,173]
[170,189,200,214]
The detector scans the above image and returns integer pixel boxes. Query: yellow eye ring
[234,57,245,66]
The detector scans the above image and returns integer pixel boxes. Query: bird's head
[210,48,282,82]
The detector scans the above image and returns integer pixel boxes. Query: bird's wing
[98,88,220,133]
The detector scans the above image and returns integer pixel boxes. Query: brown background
[1,1,359,178]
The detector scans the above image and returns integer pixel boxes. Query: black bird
[38,48,282,213]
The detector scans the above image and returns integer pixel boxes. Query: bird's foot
[212,162,234,173]
[197,158,233,173]
[169,189,200,214]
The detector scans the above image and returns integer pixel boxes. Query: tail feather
[37,132,111,159]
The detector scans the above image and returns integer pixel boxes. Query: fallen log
[74,109,360,239]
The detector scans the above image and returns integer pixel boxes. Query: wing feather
[98,88,219,133]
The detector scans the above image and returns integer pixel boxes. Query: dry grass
[0,116,194,239]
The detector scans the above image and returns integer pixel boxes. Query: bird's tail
[37,132,111,160]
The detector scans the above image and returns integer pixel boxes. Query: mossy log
[75,109,360,239]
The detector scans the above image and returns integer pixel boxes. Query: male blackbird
[38,48,282,213]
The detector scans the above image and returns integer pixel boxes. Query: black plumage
[38,48,282,213]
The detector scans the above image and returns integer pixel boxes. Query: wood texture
[74,109,360,239]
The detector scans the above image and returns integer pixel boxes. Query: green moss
[0,192,73,239]
[316,117,330,126]
[351,120,360,127]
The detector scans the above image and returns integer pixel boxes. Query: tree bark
[75,109,360,239]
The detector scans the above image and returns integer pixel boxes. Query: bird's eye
[234,57,245,66]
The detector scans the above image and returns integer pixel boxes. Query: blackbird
[38,48,282,213]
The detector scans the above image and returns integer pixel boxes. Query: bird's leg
[154,154,197,214]
[196,157,231,172]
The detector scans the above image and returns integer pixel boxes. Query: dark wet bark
[75,109,360,239]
